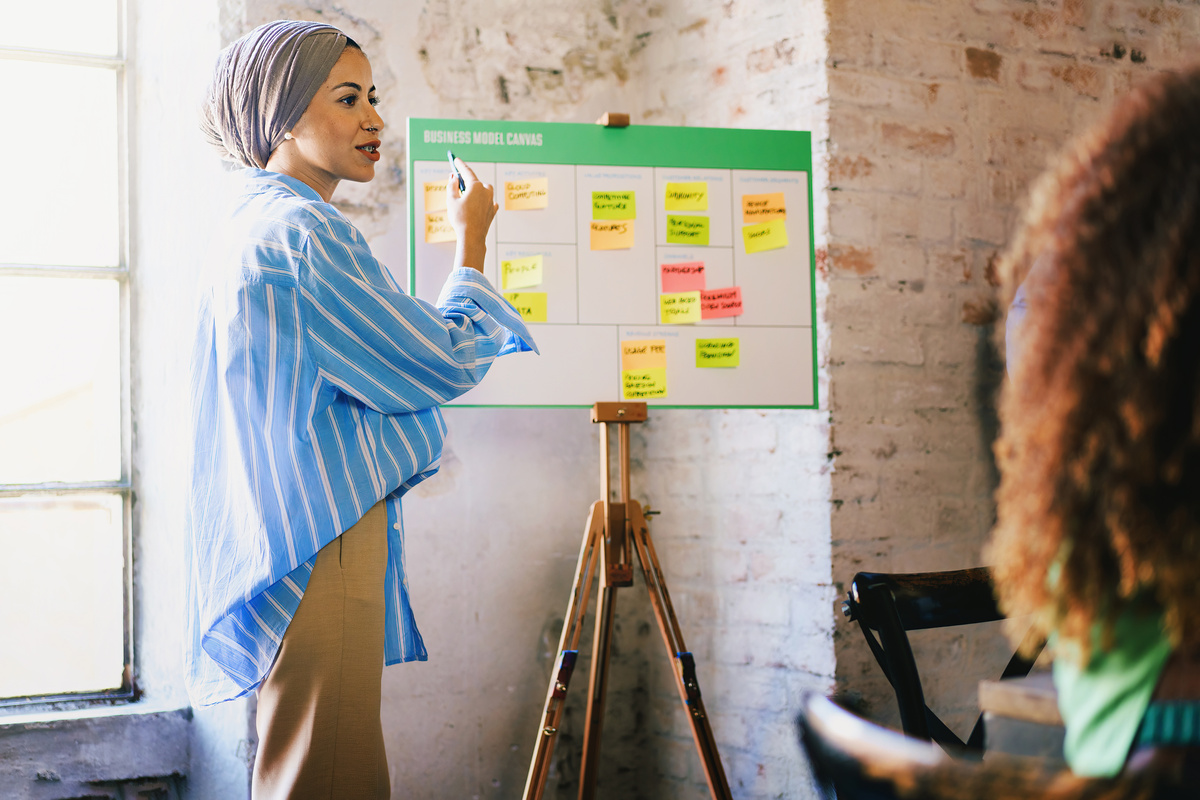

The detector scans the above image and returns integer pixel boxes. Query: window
[0,1,131,706]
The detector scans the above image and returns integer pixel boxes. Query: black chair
[796,691,1186,800]
[842,568,1045,754]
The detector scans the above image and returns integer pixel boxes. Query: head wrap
[200,20,347,169]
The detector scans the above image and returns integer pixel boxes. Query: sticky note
[666,215,710,246]
[660,291,701,324]
[742,192,786,223]
[742,219,788,253]
[660,261,706,293]
[425,211,455,243]
[505,178,549,210]
[700,286,743,319]
[424,181,447,212]
[622,368,668,399]
[592,191,636,220]
[590,220,634,250]
[501,255,544,290]
[664,182,708,211]
[696,338,740,368]
[503,291,547,322]
[621,339,667,372]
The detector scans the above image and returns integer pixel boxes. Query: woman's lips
[356,141,381,162]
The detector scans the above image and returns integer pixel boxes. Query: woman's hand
[447,158,497,273]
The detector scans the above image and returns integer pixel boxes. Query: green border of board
[406,117,819,411]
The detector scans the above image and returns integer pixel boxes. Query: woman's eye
[339,95,357,106]
[369,96,380,107]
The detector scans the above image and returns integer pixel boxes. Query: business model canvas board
[407,118,816,409]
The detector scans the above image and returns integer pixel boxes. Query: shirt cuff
[437,268,540,355]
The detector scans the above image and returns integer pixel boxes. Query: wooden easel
[522,402,732,800]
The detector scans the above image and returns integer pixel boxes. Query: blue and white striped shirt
[185,169,536,706]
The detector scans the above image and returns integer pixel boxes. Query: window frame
[0,0,136,712]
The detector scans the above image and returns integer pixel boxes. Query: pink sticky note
[661,261,706,293]
[700,287,743,319]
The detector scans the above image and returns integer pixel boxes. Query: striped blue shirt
[185,169,536,706]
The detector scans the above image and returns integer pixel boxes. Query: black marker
[447,150,466,192]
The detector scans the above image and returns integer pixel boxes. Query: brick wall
[826,0,1200,734]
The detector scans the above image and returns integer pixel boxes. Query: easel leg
[578,580,617,800]
[523,502,605,800]
[629,502,733,800]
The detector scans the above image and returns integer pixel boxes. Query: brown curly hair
[986,64,1200,663]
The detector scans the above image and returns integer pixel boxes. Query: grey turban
[200,20,348,169]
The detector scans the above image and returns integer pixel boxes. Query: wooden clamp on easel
[522,402,732,800]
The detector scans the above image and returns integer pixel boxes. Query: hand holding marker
[448,149,466,192]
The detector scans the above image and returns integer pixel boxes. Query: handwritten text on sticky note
[664,182,708,211]
[622,368,668,399]
[592,191,636,220]
[621,339,667,372]
[696,338,740,368]
[660,291,702,324]
[505,177,549,210]
[700,286,743,319]
[666,215,710,246]
[742,192,786,223]
[590,220,634,250]
[501,255,544,290]
[503,291,548,322]
[424,181,447,213]
[425,211,455,243]
[661,261,706,293]
[742,219,788,253]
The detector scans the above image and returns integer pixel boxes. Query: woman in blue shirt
[190,20,535,798]
[990,66,1200,780]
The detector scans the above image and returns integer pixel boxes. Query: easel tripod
[522,402,732,800]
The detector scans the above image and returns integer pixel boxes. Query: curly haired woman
[990,65,1200,779]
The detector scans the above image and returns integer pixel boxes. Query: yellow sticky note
[742,219,788,253]
[742,192,786,223]
[666,215,710,245]
[664,182,708,211]
[425,211,455,243]
[622,368,667,399]
[505,178,549,210]
[592,191,636,220]
[696,338,739,368]
[503,291,548,322]
[660,291,701,324]
[590,220,634,250]
[424,181,448,212]
[501,255,544,290]
[621,339,667,372]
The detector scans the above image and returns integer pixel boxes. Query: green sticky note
[665,181,708,211]
[666,214,710,245]
[592,191,636,220]
[503,291,548,322]
[696,338,739,368]
[660,291,701,324]
[622,368,668,399]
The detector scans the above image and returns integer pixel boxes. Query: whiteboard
[407,119,816,409]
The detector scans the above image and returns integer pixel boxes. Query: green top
[1053,608,1173,776]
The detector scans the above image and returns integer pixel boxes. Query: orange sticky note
[742,219,788,253]
[424,181,447,213]
[621,339,667,371]
[590,220,634,250]
[622,368,667,399]
[425,211,455,243]
[742,192,786,223]
[504,178,549,210]
[700,286,743,319]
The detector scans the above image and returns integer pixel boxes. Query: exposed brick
[828,244,877,275]
[880,121,957,157]
[965,46,1002,81]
